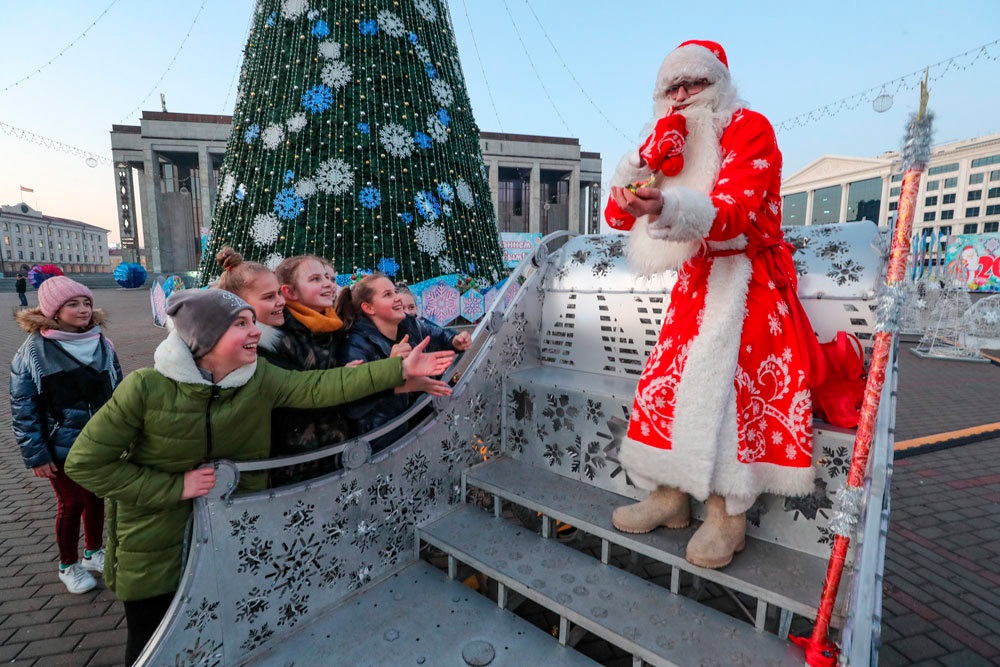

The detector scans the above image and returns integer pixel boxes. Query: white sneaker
[58,563,97,594]
[81,549,105,574]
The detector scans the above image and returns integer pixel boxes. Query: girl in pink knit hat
[10,276,123,594]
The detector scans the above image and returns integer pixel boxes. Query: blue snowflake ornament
[399,212,414,225]
[273,188,304,220]
[266,11,277,27]
[408,32,418,44]
[424,63,438,79]
[235,184,247,201]
[311,20,331,38]
[436,109,451,126]
[436,182,454,201]
[358,186,382,209]
[359,19,378,35]
[468,262,477,274]
[284,170,295,184]
[301,85,334,114]
[414,132,433,149]
[377,257,401,277]
[244,124,260,143]
[357,122,370,134]
[415,191,441,221]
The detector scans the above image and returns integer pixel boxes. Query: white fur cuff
[658,186,716,242]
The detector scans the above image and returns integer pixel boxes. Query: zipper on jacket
[205,385,220,460]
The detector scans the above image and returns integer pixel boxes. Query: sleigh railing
[140,222,894,666]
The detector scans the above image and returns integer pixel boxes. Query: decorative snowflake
[455,178,474,206]
[543,393,579,432]
[294,177,317,198]
[507,427,527,454]
[282,500,316,534]
[752,158,770,170]
[265,253,283,270]
[414,0,438,21]
[543,442,563,467]
[430,79,454,106]
[379,123,414,158]
[244,123,260,143]
[262,123,285,149]
[377,257,400,276]
[376,10,406,37]
[251,213,281,246]
[784,478,832,521]
[219,173,236,202]
[357,122,370,134]
[414,224,446,257]
[436,108,451,126]
[281,0,308,19]
[426,114,448,143]
[278,592,310,627]
[443,202,452,218]
[408,32,418,44]
[311,20,330,38]
[414,44,431,63]
[283,169,295,183]
[265,11,277,26]
[241,624,275,651]
[437,182,454,201]
[315,158,354,195]
[318,40,341,60]
[286,112,307,133]
[424,63,438,78]
[235,184,247,201]
[358,186,382,209]
[359,19,378,35]
[403,451,429,483]
[184,598,220,631]
[438,255,457,274]
[585,399,604,424]
[237,536,273,575]
[301,84,334,114]
[273,188,304,220]
[828,259,862,285]
[415,191,441,220]
[235,588,269,624]
[399,212,414,225]
[467,261,476,274]
[321,59,352,90]
[413,131,432,149]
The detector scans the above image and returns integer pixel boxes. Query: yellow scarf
[286,301,343,333]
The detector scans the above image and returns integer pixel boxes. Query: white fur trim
[627,219,701,275]
[257,323,284,353]
[154,331,256,388]
[659,186,716,242]
[611,148,651,188]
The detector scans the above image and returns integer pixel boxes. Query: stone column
[569,165,581,234]
[840,184,850,224]
[113,162,139,263]
[141,146,163,273]
[529,163,541,234]
[880,175,892,229]
[198,146,214,234]
[805,190,815,227]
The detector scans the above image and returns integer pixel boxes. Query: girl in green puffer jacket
[65,289,454,666]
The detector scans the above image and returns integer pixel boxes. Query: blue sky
[2,1,998,243]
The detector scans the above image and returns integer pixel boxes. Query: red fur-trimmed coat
[611,109,816,511]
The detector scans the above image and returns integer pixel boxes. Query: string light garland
[0,118,110,167]
[775,38,1000,133]
[0,0,123,95]
[118,0,209,123]
[220,10,259,114]
[200,0,506,292]
[459,0,505,135]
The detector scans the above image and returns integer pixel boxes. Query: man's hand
[451,331,472,351]
[610,186,664,220]
[402,336,455,379]
[390,334,412,359]
[646,190,680,239]
[32,462,57,479]
[181,466,216,500]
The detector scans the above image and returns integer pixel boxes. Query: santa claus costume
[608,40,818,569]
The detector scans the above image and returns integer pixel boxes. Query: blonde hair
[214,247,272,299]
[275,254,332,289]
[334,273,387,330]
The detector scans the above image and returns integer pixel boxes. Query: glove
[604,195,636,230]
[646,190,679,240]
[639,114,687,175]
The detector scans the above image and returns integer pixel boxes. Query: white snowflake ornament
[318,40,341,60]
[262,124,286,149]
[251,213,281,246]
[377,10,406,37]
[315,158,354,195]
[414,223,446,257]
[430,79,454,107]
[379,123,415,158]
[286,113,307,133]
[321,60,352,90]
[455,178,475,206]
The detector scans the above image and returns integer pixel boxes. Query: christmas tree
[200,0,506,289]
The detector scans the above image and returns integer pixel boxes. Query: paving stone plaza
[1,288,998,665]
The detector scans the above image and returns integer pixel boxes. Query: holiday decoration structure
[199,0,506,293]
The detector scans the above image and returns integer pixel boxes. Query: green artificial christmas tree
[200,0,506,290]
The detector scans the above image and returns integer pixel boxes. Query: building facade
[1,203,111,275]
[781,132,1000,241]
[110,112,601,274]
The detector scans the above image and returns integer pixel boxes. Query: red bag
[812,331,866,428]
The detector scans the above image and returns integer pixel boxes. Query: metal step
[464,456,845,627]
[418,505,803,667]
[241,560,597,666]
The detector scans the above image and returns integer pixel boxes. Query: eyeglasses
[665,79,710,98]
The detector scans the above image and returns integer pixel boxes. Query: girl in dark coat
[10,276,123,594]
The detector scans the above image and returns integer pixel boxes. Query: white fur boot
[685,494,746,569]
[612,486,691,534]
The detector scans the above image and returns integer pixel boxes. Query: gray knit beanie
[166,289,255,358]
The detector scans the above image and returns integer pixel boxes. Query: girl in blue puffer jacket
[10,276,123,594]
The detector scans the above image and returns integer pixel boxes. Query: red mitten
[639,113,687,174]
[604,195,636,230]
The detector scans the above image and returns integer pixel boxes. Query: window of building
[40,253,46,261]
[968,190,983,201]
[76,254,81,262]
[782,192,807,226]
[890,186,901,197]
[846,177,881,222]
[971,154,1000,169]
[966,207,980,217]
[987,205,1000,216]
[812,185,841,224]
[48,241,52,249]
[942,193,956,204]
[963,223,979,234]
[926,180,939,191]
[3,235,8,245]
[59,253,64,261]
[989,187,1000,199]
[14,224,20,232]
[922,227,934,237]
[939,225,952,237]
[925,196,938,206]
[944,177,958,188]
[928,162,960,175]
[6,250,11,259]
[16,237,22,246]
[29,251,34,260]
[18,251,23,260]
[941,210,955,220]
[985,222,1000,233]
[891,173,903,182]
[889,201,898,211]
[37,240,42,248]
[923,212,936,222]
[992,170,1000,182]
[1,222,6,231]
[970,173,985,185]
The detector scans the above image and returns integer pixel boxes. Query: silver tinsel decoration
[899,110,934,172]
[875,283,908,333]
[828,486,865,538]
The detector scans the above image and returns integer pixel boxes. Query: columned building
[109,113,601,274]
[781,132,1000,241]
[1,203,110,275]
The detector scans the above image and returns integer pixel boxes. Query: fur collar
[257,323,284,353]
[15,307,108,334]
[153,330,257,388]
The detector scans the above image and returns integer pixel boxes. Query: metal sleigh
[140,222,894,666]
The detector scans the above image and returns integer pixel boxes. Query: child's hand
[390,334,412,359]
[345,359,365,368]
[182,466,216,500]
[402,336,455,379]
[452,331,472,351]
[32,462,57,479]
[396,376,453,396]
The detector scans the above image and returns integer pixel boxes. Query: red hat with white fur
[654,40,731,99]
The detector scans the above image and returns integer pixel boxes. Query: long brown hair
[275,254,331,290]
[334,272,386,330]
[214,247,272,299]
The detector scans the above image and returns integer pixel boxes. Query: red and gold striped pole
[792,73,933,666]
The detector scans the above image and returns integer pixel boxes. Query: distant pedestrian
[10,276,122,594]
[15,272,28,307]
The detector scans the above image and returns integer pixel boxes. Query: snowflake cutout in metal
[403,452,429,484]
[337,479,365,513]
[320,555,345,588]
[241,624,274,652]
[235,587,269,624]
[592,259,613,278]
[351,516,380,552]
[783,478,833,521]
[820,445,851,478]
[819,240,850,258]
[183,597,220,631]
[509,387,533,422]
[229,510,260,543]
[745,497,770,528]
[543,442,564,467]
[827,259,863,285]
[320,515,348,546]
[277,592,309,627]
[368,474,395,506]
[567,435,607,480]
[282,500,316,535]
[351,563,373,590]
[174,637,223,667]
[507,427,527,454]
[265,534,324,596]
[585,399,604,425]
[237,536,273,576]
[543,393,579,432]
